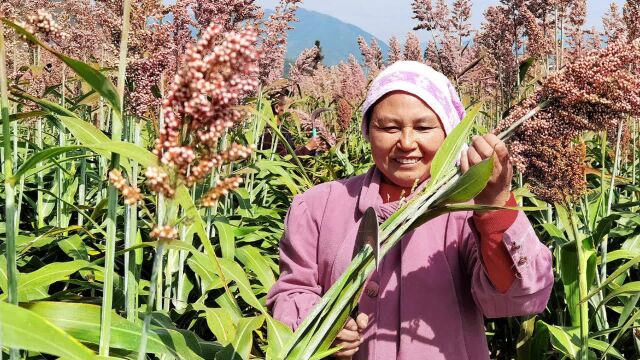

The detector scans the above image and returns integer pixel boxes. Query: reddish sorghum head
[149,23,260,204]
[497,38,640,203]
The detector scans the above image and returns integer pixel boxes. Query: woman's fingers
[335,346,360,359]
[460,149,469,173]
[337,328,360,342]
[333,314,368,359]
[466,146,483,166]
[471,135,495,159]
[344,317,358,331]
[356,313,369,330]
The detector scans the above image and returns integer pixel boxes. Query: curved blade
[352,207,380,270]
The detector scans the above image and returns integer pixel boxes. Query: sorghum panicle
[150,225,178,242]
[201,176,244,208]
[108,170,142,205]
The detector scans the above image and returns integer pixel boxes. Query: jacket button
[365,281,379,298]
[510,243,521,252]
[518,256,528,266]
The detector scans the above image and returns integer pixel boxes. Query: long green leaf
[432,156,493,206]
[193,304,237,345]
[0,302,97,360]
[0,260,96,302]
[25,301,221,359]
[597,281,640,309]
[11,145,84,183]
[429,102,481,185]
[215,222,236,260]
[236,245,276,290]
[583,255,640,303]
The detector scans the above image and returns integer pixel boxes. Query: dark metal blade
[352,207,380,270]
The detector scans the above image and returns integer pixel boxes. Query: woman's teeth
[395,158,420,164]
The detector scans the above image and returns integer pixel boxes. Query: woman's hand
[305,136,320,151]
[333,313,369,359]
[460,134,513,209]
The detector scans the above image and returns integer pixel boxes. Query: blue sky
[256,0,622,42]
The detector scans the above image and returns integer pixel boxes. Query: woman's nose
[398,128,418,150]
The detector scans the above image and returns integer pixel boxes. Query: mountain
[268,8,390,66]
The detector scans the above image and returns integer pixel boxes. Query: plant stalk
[0,20,20,360]
[137,241,166,360]
[567,205,589,359]
[99,0,131,355]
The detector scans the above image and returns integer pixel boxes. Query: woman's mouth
[394,157,421,165]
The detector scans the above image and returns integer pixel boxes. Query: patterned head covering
[361,61,466,140]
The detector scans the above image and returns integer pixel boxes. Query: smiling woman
[267,61,554,360]
[368,91,446,189]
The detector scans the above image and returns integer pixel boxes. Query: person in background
[261,94,320,157]
[266,61,553,360]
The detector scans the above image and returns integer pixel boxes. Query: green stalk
[1,21,20,360]
[56,69,66,229]
[15,129,30,223]
[124,120,141,321]
[567,206,589,359]
[99,0,131,355]
[597,122,624,334]
[36,118,44,228]
[137,241,166,360]
[633,118,637,193]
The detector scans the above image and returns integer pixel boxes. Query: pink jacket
[266,168,553,359]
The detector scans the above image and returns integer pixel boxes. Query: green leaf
[519,57,535,82]
[194,304,237,346]
[58,235,90,261]
[543,323,580,358]
[541,223,568,245]
[11,145,84,183]
[586,338,625,359]
[266,317,293,360]
[236,245,276,291]
[2,19,121,122]
[0,302,97,359]
[218,258,263,311]
[1,260,96,302]
[559,241,597,326]
[90,141,157,168]
[583,255,640,303]
[224,316,265,360]
[11,89,77,118]
[517,319,550,360]
[433,156,493,206]
[25,301,221,358]
[215,221,236,260]
[429,102,481,185]
[598,281,640,309]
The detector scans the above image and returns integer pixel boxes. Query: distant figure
[261,95,320,157]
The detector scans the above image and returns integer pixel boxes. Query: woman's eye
[381,126,399,131]
[415,126,433,131]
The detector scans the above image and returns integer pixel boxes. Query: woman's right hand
[333,313,369,359]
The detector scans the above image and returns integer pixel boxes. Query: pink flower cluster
[22,9,68,43]
[150,225,178,242]
[150,23,260,202]
[109,170,142,205]
[497,38,640,203]
[289,45,322,81]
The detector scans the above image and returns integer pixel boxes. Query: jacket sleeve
[266,195,322,330]
[461,209,554,319]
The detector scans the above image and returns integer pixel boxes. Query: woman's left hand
[460,134,513,208]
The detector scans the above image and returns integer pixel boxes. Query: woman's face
[369,91,445,188]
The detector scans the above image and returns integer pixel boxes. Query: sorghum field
[0,0,639,359]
